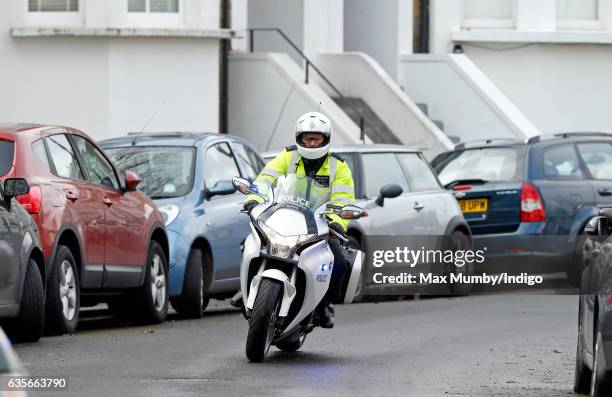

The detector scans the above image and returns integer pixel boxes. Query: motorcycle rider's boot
[319,303,335,329]
[230,291,243,308]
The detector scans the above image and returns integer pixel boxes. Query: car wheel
[170,248,209,318]
[44,245,80,335]
[591,329,612,396]
[575,321,592,393]
[137,241,169,324]
[447,230,473,296]
[7,259,45,343]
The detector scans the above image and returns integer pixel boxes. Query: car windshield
[106,146,196,199]
[434,147,522,186]
[261,174,330,212]
[0,140,14,177]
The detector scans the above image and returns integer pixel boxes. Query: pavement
[14,294,578,397]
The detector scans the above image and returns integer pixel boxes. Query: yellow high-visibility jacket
[246,147,356,230]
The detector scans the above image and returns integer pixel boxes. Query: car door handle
[598,188,612,196]
[413,202,425,211]
[102,197,112,206]
[65,191,78,202]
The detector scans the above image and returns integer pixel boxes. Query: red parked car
[0,124,170,334]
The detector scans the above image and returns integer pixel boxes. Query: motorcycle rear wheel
[245,279,282,362]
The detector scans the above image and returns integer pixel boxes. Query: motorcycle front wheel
[245,278,282,362]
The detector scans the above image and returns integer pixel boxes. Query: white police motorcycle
[232,174,365,362]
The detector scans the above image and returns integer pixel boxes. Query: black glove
[328,221,345,236]
[242,200,259,214]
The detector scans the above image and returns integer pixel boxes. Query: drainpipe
[219,0,230,133]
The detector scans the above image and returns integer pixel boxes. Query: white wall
[316,53,452,156]
[228,52,361,151]
[0,0,221,141]
[344,0,412,80]
[247,0,304,62]
[245,0,343,61]
[464,43,612,133]
[428,0,612,134]
[399,54,539,142]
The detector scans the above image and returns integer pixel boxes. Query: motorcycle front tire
[245,279,282,362]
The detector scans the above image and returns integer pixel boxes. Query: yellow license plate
[459,198,488,213]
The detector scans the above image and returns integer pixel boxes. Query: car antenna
[132,101,166,145]
[317,101,321,112]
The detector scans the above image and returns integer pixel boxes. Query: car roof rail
[553,131,612,139]
[127,131,186,137]
[454,138,524,149]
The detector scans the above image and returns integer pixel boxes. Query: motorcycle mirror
[232,177,251,195]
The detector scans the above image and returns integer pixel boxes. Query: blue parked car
[431,133,612,285]
[100,132,265,317]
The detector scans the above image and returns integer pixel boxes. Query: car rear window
[434,147,523,186]
[0,141,14,176]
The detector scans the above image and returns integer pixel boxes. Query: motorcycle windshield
[273,174,330,212]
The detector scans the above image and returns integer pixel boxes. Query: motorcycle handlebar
[329,228,348,243]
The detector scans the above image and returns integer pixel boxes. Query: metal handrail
[248,27,376,143]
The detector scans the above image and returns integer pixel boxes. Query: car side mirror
[375,184,403,207]
[124,171,141,192]
[4,178,30,199]
[207,180,236,199]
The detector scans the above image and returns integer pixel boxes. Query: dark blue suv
[100,132,265,318]
[431,133,612,284]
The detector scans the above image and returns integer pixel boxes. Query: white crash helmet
[295,112,332,160]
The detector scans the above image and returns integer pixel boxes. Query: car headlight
[258,221,315,258]
[158,204,180,226]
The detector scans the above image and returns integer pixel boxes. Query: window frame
[25,0,83,27]
[126,0,184,27]
[360,151,412,199]
[202,141,243,194]
[556,0,605,30]
[575,141,612,181]
[462,0,516,29]
[68,133,123,192]
[540,143,585,181]
[230,141,265,182]
[397,152,443,193]
[44,133,86,182]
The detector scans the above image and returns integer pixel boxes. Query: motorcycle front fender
[246,269,297,317]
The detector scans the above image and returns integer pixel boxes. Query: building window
[463,0,515,29]
[28,0,78,12]
[128,0,179,13]
[126,0,183,27]
[557,0,602,29]
[26,0,82,26]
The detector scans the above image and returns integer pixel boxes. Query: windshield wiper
[444,179,489,189]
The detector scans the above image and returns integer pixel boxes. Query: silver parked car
[262,144,472,296]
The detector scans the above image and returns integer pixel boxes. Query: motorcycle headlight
[259,221,315,258]
[158,204,180,226]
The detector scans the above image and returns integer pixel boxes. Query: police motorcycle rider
[231,111,356,328]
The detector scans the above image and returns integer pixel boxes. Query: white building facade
[1,0,229,141]
[431,0,612,134]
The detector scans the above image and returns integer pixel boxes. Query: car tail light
[16,185,42,214]
[452,185,472,191]
[520,183,546,222]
